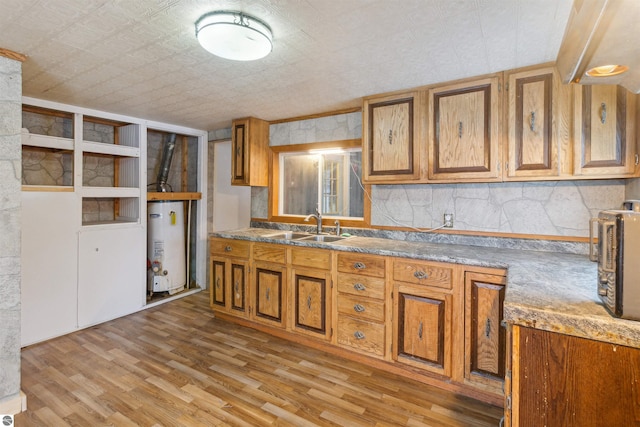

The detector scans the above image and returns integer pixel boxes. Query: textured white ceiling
[1,0,573,131]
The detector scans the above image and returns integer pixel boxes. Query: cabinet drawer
[336,253,385,277]
[253,243,287,264]
[337,317,385,356]
[210,239,250,258]
[291,247,331,270]
[337,273,385,300]
[337,294,385,322]
[392,259,452,289]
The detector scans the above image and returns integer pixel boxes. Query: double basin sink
[266,231,348,244]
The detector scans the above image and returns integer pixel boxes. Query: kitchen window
[270,139,368,227]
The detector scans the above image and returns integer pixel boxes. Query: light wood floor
[16,291,503,426]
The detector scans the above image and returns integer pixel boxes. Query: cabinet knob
[354,331,365,340]
[353,283,366,291]
[353,303,365,313]
[353,262,366,270]
[413,270,428,280]
[224,245,232,252]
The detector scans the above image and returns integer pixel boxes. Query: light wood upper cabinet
[504,65,573,180]
[231,117,269,186]
[428,74,502,182]
[573,85,638,177]
[362,91,423,183]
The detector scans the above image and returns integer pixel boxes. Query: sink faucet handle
[334,220,341,236]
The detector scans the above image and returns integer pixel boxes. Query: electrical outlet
[443,213,454,228]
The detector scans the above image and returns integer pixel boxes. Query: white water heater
[147,201,186,295]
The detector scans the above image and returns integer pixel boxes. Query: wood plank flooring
[15,291,503,426]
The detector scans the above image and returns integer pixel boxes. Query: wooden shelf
[147,192,202,201]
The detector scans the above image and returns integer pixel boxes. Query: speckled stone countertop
[211,228,640,349]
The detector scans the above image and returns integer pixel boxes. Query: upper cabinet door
[505,65,572,180]
[574,85,638,177]
[428,75,502,182]
[231,117,269,186]
[362,91,423,183]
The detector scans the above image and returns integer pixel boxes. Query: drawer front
[337,294,385,322]
[253,243,287,264]
[392,259,452,289]
[336,253,385,277]
[337,317,385,356]
[210,239,250,258]
[337,273,385,300]
[291,247,331,270]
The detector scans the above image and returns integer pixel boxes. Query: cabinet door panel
[210,259,226,308]
[574,85,637,177]
[255,267,284,324]
[232,122,246,183]
[398,293,445,366]
[363,91,422,183]
[230,262,246,312]
[465,272,506,393]
[429,75,501,181]
[437,89,488,172]
[294,274,326,333]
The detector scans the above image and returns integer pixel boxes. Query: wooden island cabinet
[209,236,507,406]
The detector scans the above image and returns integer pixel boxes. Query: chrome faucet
[304,208,323,234]
[334,220,341,236]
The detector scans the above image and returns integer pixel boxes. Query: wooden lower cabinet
[336,252,388,359]
[209,237,508,406]
[291,267,330,339]
[465,271,506,394]
[508,325,640,427]
[209,238,251,318]
[394,287,452,376]
[253,262,286,328]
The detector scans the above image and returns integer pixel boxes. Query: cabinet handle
[234,281,239,294]
[635,153,639,166]
[353,283,366,291]
[601,102,607,124]
[418,321,423,340]
[216,277,221,289]
[458,121,463,138]
[353,303,365,312]
[485,318,491,338]
[354,331,365,340]
[307,295,312,309]
[224,245,232,252]
[529,111,535,131]
[266,288,270,301]
[353,262,366,270]
[413,270,428,280]
[388,129,393,145]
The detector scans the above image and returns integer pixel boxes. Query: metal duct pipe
[156,133,177,192]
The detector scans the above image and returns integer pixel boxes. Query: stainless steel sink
[265,231,310,240]
[299,234,347,243]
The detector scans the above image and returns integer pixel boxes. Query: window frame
[269,139,370,228]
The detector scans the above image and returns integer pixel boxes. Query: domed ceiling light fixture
[195,11,273,61]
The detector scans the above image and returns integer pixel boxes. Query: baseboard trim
[0,390,27,415]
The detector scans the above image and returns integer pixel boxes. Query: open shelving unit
[20,97,209,346]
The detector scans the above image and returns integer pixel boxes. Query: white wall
[212,140,251,231]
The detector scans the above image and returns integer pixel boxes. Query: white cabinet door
[78,226,145,327]
[21,192,78,346]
